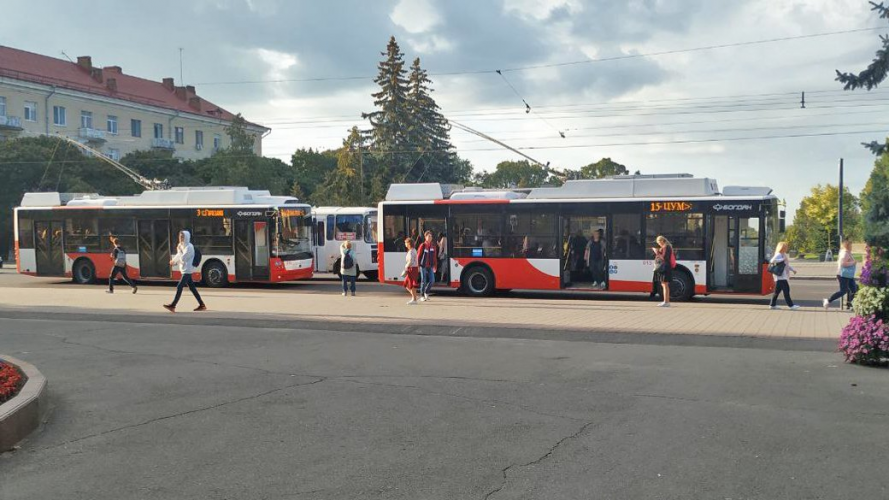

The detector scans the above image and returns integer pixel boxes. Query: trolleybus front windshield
[278,213,312,257]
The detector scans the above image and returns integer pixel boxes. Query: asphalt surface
[1,295,887,499]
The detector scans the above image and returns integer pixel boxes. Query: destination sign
[279,208,307,218]
[649,201,693,212]
[195,209,224,217]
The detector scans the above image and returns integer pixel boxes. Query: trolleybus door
[137,220,171,278]
[707,215,762,293]
[234,220,270,280]
[34,220,65,276]
[560,214,607,289]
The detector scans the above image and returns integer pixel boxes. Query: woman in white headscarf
[164,230,207,312]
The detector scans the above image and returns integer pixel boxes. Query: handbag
[653,258,666,274]
[768,260,786,276]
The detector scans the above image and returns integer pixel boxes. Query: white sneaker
[769,305,778,310]
[420,296,428,302]
[822,299,829,310]
[790,305,801,310]
[407,299,417,305]
[598,283,606,290]
[657,302,670,308]
[423,294,430,301]
[342,292,347,296]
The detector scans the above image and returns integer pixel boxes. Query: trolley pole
[838,158,844,245]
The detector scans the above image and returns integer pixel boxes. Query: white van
[311,207,378,281]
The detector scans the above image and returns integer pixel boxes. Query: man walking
[163,230,207,312]
[107,237,137,294]
[417,230,438,302]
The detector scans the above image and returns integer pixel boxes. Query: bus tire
[72,258,96,284]
[363,270,379,281]
[670,268,695,302]
[202,260,228,288]
[462,265,495,297]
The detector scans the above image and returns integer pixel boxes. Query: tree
[836,2,889,154]
[224,113,256,154]
[405,57,457,184]
[314,127,365,206]
[195,150,291,195]
[477,160,554,189]
[861,151,889,247]
[579,158,630,179]
[793,184,862,253]
[291,148,337,203]
[120,149,202,187]
[363,37,412,200]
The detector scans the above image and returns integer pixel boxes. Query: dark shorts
[659,267,673,283]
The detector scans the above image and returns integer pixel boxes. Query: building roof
[0,45,266,130]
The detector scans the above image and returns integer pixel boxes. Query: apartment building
[0,45,269,161]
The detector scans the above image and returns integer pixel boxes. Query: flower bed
[0,361,25,404]
[840,246,889,365]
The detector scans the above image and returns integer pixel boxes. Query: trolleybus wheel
[670,270,694,302]
[72,258,96,284]
[462,265,495,297]
[202,261,228,288]
[363,270,379,281]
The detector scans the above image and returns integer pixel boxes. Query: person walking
[163,230,207,312]
[652,236,674,307]
[824,239,858,310]
[340,240,358,296]
[417,231,438,301]
[107,237,137,294]
[585,230,605,289]
[402,237,420,305]
[769,241,800,310]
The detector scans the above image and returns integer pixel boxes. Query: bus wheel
[363,271,379,281]
[202,261,228,288]
[462,266,495,297]
[72,258,96,284]
[670,270,694,302]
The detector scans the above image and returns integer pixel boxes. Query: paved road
[1,306,887,499]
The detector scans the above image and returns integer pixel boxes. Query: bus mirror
[779,218,786,233]
[779,210,786,219]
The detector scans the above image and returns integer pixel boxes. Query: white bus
[15,187,314,287]
[311,207,379,281]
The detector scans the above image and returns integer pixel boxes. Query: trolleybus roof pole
[54,135,170,191]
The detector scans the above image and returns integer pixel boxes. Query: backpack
[192,246,202,267]
[114,248,127,267]
[343,251,354,270]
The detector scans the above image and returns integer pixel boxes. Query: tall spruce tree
[405,57,456,183]
[362,37,411,200]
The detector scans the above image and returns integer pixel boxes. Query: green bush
[852,285,889,319]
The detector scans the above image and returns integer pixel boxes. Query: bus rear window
[18,216,34,249]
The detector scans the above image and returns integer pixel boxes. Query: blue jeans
[341,274,356,294]
[171,274,204,307]
[420,266,435,296]
[828,276,857,306]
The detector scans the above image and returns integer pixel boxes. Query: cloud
[390,0,442,34]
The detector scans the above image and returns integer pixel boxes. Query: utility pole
[838,158,844,245]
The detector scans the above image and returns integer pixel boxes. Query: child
[401,237,419,305]
[107,237,137,294]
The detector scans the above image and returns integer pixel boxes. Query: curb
[0,355,48,452]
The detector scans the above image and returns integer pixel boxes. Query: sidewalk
[0,283,849,340]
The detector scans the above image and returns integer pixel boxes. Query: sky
[3,0,888,220]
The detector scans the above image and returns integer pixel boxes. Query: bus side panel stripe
[452,258,560,290]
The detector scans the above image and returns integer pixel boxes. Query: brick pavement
[0,282,849,340]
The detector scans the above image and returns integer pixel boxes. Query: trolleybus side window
[99,217,136,252]
[18,215,34,249]
[503,209,558,259]
[364,215,377,244]
[383,214,406,252]
[192,217,233,254]
[611,213,644,259]
[326,215,335,241]
[452,211,503,258]
[645,212,704,260]
[738,217,760,275]
[65,217,100,253]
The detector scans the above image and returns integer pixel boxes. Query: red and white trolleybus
[377,174,784,301]
[14,187,314,287]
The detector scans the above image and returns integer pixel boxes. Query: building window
[0,96,6,117]
[53,106,66,126]
[24,101,37,122]
[195,130,204,150]
[131,119,142,138]
[106,148,120,161]
[213,134,222,151]
[107,115,118,135]
[81,110,93,129]
[645,212,705,260]
[174,126,184,144]
[153,123,163,139]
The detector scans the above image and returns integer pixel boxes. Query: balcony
[78,127,106,143]
[0,115,23,131]
[151,137,175,150]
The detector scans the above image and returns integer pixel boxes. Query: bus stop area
[0,270,847,341]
